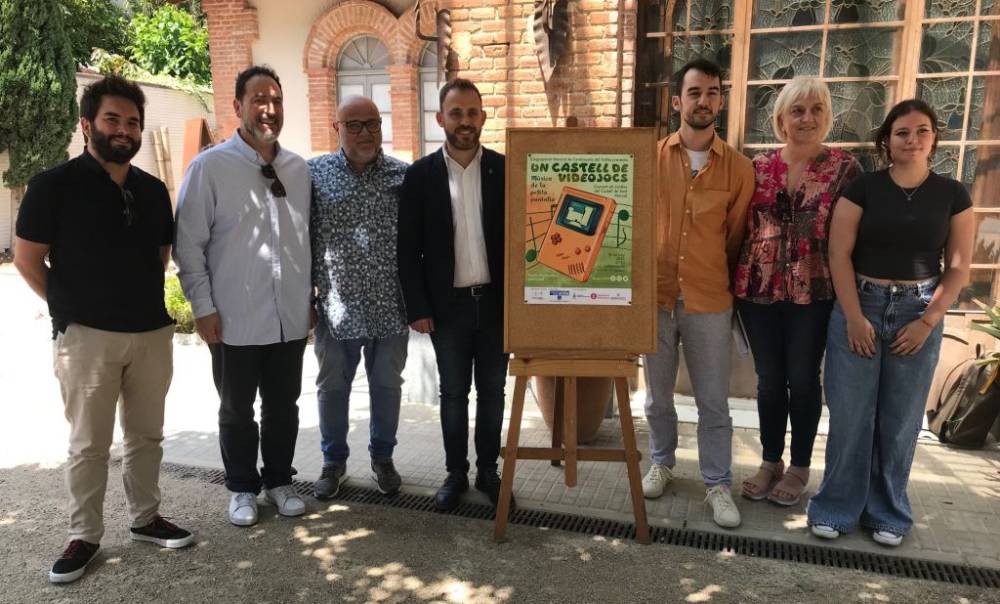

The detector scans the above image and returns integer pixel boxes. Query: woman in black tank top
[806,100,974,547]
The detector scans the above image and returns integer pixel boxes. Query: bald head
[335,95,383,171]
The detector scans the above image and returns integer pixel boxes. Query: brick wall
[202,0,259,138]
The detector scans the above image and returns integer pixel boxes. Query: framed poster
[505,128,657,357]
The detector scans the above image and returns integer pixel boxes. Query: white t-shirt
[685,148,710,177]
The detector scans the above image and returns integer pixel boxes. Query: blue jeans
[430,312,509,474]
[314,320,408,464]
[807,277,942,536]
[736,299,832,468]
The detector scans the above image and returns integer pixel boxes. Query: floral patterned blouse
[733,147,862,304]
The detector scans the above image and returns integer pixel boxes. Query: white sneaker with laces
[264,485,306,517]
[872,530,903,546]
[641,463,673,499]
[810,524,840,540]
[705,485,741,528]
[228,492,258,527]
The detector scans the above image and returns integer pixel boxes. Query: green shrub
[164,275,195,334]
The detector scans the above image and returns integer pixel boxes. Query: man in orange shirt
[641,59,754,529]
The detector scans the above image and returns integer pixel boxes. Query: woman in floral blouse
[733,77,862,506]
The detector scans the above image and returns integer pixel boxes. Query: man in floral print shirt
[308,96,410,499]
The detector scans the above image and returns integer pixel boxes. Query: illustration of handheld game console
[537,187,617,282]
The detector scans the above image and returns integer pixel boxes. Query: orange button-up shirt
[656,132,755,313]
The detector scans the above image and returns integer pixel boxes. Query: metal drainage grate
[162,462,1000,589]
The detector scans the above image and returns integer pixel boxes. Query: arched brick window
[337,36,394,155]
[419,43,446,157]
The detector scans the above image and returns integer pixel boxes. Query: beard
[90,128,141,164]
[243,115,281,145]
[682,108,718,130]
[445,126,481,151]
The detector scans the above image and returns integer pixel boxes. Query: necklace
[890,168,930,202]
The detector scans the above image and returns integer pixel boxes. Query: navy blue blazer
[397,146,506,327]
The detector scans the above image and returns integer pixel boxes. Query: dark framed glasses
[338,118,382,134]
[121,188,135,227]
[775,189,792,223]
[261,164,287,198]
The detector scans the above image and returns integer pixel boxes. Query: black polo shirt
[16,150,175,336]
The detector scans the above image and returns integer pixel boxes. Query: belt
[454,284,490,298]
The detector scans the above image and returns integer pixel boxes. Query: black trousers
[209,339,307,493]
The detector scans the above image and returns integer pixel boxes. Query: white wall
[250,0,332,158]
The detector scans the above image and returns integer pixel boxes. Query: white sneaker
[810,524,840,540]
[705,485,741,528]
[228,492,258,527]
[641,463,674,499]
[872,530,903,546]
[264,485,306,517]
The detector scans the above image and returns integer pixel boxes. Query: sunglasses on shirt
[121,188,135,227]
[261,164,287,198]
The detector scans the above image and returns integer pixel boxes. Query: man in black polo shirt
[14,75,194,584]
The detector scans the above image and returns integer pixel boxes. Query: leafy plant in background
[128,4,211,86]
[60,0,130,66]
[0,0,78,188]
[164,275,195,334]
[971,299,1000,368]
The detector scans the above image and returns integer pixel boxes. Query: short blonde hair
[772,76,833,142]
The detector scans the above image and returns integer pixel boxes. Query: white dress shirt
[442,145,491,287]
[173,132,312,346]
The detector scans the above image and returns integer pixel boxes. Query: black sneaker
[434,472,469,511]
[475,470,515,509]
[371,458,402,496]
[314,462,347,499]
[130,516,195,549]
[49,540,100,584]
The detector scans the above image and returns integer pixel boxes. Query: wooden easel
[493,356,650,544]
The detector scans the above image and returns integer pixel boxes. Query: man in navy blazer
[397,79,510,511]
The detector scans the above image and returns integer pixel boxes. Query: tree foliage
[0,0,78,187]
[128,4,211,85]
[61,0,130,66]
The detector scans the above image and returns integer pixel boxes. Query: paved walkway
[2,264,998,572]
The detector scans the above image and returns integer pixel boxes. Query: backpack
[927,342,1000,449]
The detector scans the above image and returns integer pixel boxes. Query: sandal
[741,460,784,501]
[768,465,809,506]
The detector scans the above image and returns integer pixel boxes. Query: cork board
[504,128,657,357]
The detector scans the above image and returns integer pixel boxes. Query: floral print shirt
[309,150,410,340]
[734,147,862,304]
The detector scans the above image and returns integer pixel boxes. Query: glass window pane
[382,142,394,157]
[969,77,1000,141]
[744,84,781,144]
[831,0,901,23]
[846,147,882,172]
[973,213,1000,264]
[371,84,392,112]
[424,142,440,157]
[421,43,437,69]
[339,84,364,99]
[381,113,393,142]
[964,146,1000,205]
[920,23,974,73]
[917,77,967,141]
[925,0,977,18]
[976,21,1000,70]
[670,34,733,80]
[689,1,733,30]
[932,145,961,179]
[825,28,900,77]
[752,0,824,28]
[748,32,822,80]
[423,112,445,142]
[422,80,441,112]
[955,269,997,310]
[829,81,889,143]
[983,0,999,15]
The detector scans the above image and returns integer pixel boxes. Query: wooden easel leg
[615,377,650,544]
[564,376,578,487]
[495,375,527,542]
[551,377,564,467]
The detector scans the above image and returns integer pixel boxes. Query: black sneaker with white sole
[49,539,100,584]
[371,458,402,495]
[130,516,195,548]
[314,462,347,499]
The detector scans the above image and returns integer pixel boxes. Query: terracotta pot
[532,376,614,444]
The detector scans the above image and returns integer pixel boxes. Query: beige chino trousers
[53,323,174,543]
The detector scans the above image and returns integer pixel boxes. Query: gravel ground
[2,464,999,604]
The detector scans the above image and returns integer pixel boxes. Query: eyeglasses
[121,188,135,227]
[338,119,382,134]
[775,189,793,223]
[261,164,287,197]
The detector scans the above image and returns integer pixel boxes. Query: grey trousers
[643,302,734,486]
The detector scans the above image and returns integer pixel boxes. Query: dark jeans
[430,298,509,475]
[209,339,307,493]
[736,299,832,468]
